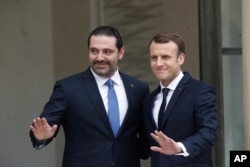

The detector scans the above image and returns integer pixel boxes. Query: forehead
[89,35,116,48]
[149,41,178,54]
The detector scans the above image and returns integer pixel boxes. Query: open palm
[150,130,182,155]
[30,117,57,140]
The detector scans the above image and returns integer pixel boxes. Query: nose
[156,58,163,66]
[96,52,105,60]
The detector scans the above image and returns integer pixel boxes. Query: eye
[103,49,114,55]
[162,55,171,60]
[150,55,157,61]
[90,48,99,55]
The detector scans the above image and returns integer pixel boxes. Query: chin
[156,75,167,81]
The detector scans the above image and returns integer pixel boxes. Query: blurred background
[0,0,248,167]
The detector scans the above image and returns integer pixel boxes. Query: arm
[182,84,218,157]
[29,81,67,149]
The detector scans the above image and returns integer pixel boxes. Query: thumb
[51,124,58,132]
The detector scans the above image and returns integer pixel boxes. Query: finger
[158,131,171,141]
[41,117,48,126]
[151,133,165,145]
[154,131,167,140]
[154,130,160,135]
[30,125,36,132]
[51,124,58,132]
[33,119,39,128]
[36,117,42,127]
[152,131,165,140]
[151,130,162,138]
[150,146,162,152]
[150,132,160,141]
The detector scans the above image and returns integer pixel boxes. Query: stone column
[242,0,250,149]
[199,1,224,167]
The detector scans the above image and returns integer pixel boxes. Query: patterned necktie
[158,88,170,129]
[106,79,120,136]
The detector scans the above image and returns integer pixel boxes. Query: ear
[118,46,125,60]
[178,53,185,65]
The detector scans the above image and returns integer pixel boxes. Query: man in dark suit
[143,32,218,167]
[30,26,150,167]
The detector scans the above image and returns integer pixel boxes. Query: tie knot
[162,88,169,97]
[106,79,114,88]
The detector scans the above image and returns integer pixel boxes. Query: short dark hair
[148,32,185,54]
[88,26,124,50]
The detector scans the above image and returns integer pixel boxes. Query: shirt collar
[90,67,122,87]
[160,71,184,91]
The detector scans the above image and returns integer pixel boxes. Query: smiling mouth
[94,63,108,69]
[155,68,167,72]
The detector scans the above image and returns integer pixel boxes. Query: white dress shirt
[152,72,184,126]
[91,68,128,126]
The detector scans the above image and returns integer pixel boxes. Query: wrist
[35,139,47,150]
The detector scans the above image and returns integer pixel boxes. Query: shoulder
[59,72,84,81]
[180,72,216,99]
[119,72,148,86]
[119,72,149,96]
[183,72,214,89]
[55,69,92,86]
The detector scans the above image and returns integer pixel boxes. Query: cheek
[150,61,156,67]
[89,54,95,60]
[88,57,95,64]
[150,63,155,70]
[88,56,92,62]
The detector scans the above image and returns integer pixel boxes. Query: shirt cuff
[34,140,47,150]
[175,142,189,157]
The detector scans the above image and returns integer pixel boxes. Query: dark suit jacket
[143,72,218,167]
[30,68,150,167]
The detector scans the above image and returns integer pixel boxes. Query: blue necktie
[158,88,169,129]
[106,79,120,136]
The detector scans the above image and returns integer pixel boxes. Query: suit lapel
[160,73,191,129]
[80,69,112,131]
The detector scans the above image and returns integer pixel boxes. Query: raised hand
[30,117,57,140]
[150,130,182,155]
